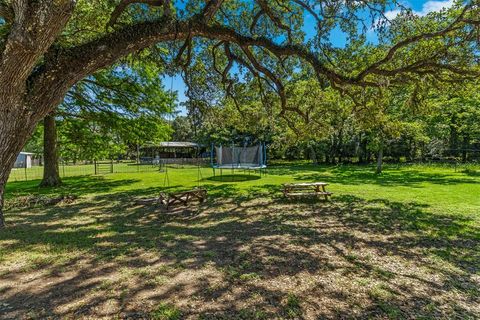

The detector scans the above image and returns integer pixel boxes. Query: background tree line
[23,59,480,178]
[171,76,480,173]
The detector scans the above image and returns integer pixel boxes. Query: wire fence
[8,158,479,183]
[9,162,94,182]
[8,159,210,183]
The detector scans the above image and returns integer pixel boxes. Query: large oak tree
[0,0,478,227]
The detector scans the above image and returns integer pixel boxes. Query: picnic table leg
[322,185,328,200]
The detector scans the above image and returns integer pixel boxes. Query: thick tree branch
[257,0,293,42]
[240,44,309,121]
[29,2,479,120]
[174,34,193,68]
[211,41,241,112]
[0,0,75,109]
[292,0,322,29]
[202,0,225,22]
[355,3,474,79]
[250,10,264,34]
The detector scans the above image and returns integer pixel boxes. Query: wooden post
[24,157,27,181]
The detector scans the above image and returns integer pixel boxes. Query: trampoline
[211,143,267,177]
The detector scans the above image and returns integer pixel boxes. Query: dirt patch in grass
[0,193,479,319]
[4,194,77,209]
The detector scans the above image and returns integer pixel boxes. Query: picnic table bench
[283,182,332,200]
[158,188,207,210]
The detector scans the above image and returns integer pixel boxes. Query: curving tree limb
[202,0,225,22]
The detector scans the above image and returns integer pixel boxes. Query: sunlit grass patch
[151,302,182,320]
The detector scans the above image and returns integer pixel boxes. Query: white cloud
[418,0,455,15]
[383,0,455,21]
[384,9,402,20]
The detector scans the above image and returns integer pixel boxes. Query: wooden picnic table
[158,188,207,210]
[283,182,332,200]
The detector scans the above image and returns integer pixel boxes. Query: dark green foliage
[58,64,174,161]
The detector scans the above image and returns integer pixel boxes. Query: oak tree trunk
[40,113,62,187]
[0,109,38,228]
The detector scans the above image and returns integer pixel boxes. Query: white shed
[14,152,35,168]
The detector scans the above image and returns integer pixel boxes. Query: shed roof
[144,142,200,148]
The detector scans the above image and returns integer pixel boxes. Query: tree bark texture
[40,113,62,187]
[0,107,39,228]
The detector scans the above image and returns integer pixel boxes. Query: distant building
[140,142,201,160]
[14,152,35,168]
[139,142,204,165]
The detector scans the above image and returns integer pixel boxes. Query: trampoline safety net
[214,144,266,169]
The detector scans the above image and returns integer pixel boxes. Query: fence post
[110,159,113,174]
[94,160,97,175]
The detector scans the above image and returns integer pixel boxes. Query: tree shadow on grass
[461,169,480,177]
[4,175,142,199]
[0,189,479,319]
[268,163,479,187]
[206,174,261,182]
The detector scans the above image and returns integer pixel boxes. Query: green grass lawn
[1,163,479,319]
[6,162,480,217]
